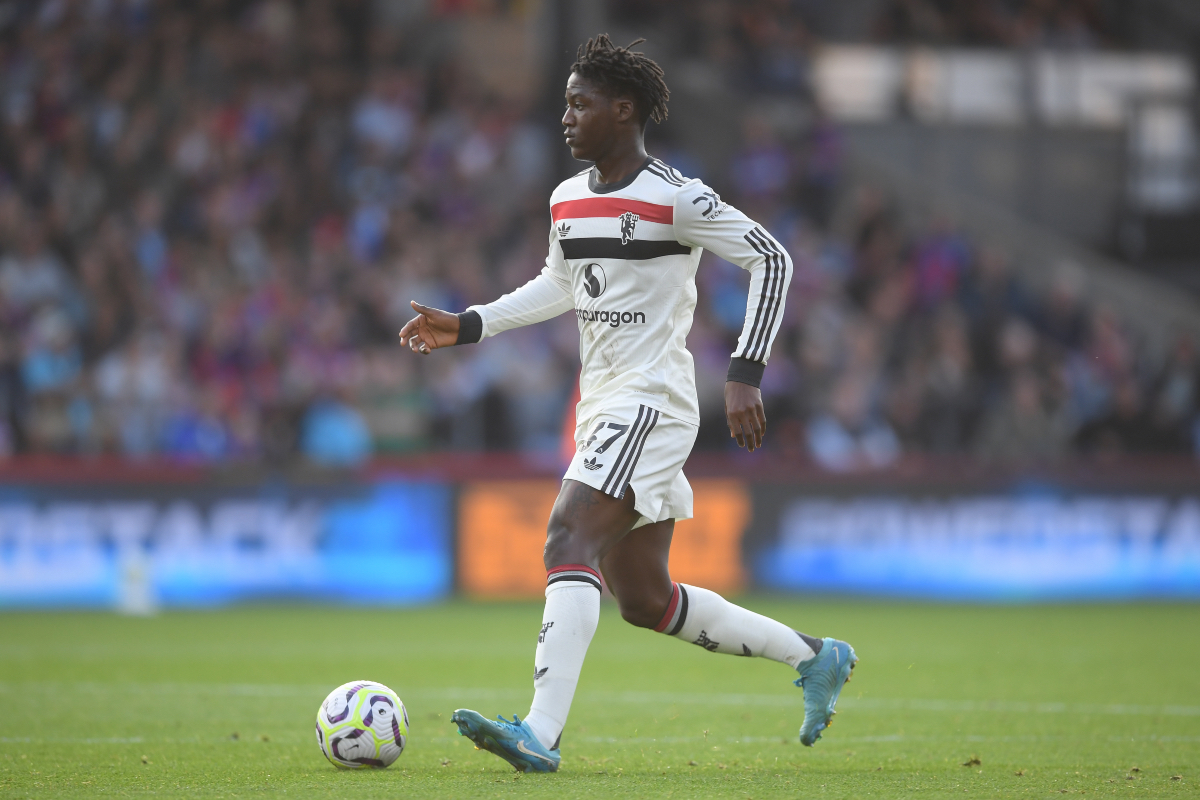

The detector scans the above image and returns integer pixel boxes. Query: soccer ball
[315,680,409,769]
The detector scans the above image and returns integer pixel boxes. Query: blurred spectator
[806,372,901,471]
[1145,336,1200,454]
[730,116,793,206]
[975,370,1069,461]
[911,216,970,310]
[1074,377,1153,457]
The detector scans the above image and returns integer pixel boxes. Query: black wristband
[726,356,765,388]
[455,310,483,345]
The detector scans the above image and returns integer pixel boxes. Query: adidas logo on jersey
[583,457,603,471]
[557,222,571,237]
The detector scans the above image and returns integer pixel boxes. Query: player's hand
[725,381,766,452]
[398,301,460,355]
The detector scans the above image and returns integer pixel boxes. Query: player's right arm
[399,228,574,355]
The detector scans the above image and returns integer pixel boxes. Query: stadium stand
[0,0,1195,466]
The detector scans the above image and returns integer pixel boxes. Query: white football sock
[523,565,601,751]
[655,583,817,669]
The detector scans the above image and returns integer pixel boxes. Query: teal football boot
[451,709,561,773]
[795,637,858,746]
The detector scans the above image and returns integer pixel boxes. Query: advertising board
[752,490,1200,600]
[0,481,452,608]
[457,479,750,598]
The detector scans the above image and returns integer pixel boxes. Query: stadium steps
[840,148,1200,354]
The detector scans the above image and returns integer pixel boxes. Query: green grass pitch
[1,599,1197,798]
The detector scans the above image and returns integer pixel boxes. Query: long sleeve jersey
[458,156,793,426]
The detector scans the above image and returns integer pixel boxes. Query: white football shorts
[563,401,698,527]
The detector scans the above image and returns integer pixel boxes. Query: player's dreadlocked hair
[571,34,669,127]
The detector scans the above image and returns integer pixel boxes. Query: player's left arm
[675,180,794,452]
[399,229,574,355]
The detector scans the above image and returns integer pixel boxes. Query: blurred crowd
[612,0,1123,109]
[0,0,1194,467]
[0,0,570,463]
[709,183,1200,469]
[871,0,1118,48]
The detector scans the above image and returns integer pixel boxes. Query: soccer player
[399,35,856,773]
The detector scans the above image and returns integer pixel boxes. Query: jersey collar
[588,155,654,194]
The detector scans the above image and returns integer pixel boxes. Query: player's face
[562,73,625,162]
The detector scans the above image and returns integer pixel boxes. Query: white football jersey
[463,157,793,426]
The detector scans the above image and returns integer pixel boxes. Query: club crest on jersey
[618,211,639,245]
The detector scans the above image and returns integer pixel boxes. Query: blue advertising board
[754,492,1200,601]
[0,481,451,608]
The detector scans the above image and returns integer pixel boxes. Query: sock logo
[740,644,752,657]
[692,630,719,652]
[533,666,548,680]
[539,622,554,643]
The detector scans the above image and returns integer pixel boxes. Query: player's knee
[617,594,667,629]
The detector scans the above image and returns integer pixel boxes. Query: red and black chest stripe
[551,197,690,261]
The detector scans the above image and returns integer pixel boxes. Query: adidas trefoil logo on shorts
[534,666,548,680]
[557,222,571,237]
[583,456,602,471]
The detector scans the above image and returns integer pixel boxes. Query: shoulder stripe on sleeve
[747,227,785,362]
[742,227,785,363]
[646,162,686,187]
[752,229,787,362]
[741,230,774,362]
[645,164,684,186]
[654,160,687,183]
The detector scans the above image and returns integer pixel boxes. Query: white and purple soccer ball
[315,680,409,769]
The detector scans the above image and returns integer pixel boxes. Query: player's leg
[452,479,638,771]
[521,479,639,748]
[601,518,857,746]
[597,518,675,628]
[600,521,823,665]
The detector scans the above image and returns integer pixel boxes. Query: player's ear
[614,96,636,125]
